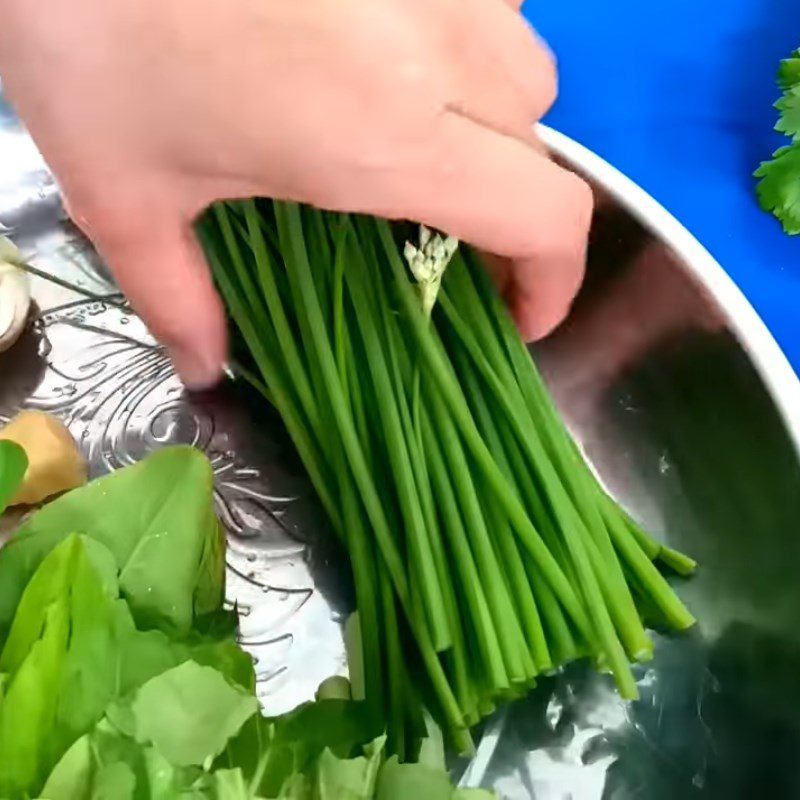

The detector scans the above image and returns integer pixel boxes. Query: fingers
[446,0,556,140]
[481,249,584,340]
[478,121,575,338]
[508,250,587,340]
[90,204,227,389]
[397,112,592,339]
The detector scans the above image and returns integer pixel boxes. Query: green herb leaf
[374,754,494,799]
[756,47,800,233]
[0,531,242,797]
[39,733,92,799]
[111,660,259,767]
[275,698,379,761]
[186,628,257,694]
[112,607,187,697]
[313,734,385,799]
[416,713,445,771]
[196,767,259,799]
[0,439,27,514]
[778,48,800,91]
[0,534,117,672]
[0,587,70,795]
[775,86,800,142]
[0,535,121,796]
[221,698,380,798]
[90,761,137,800]
[375,756,453,799]
[42,718,205,800]
[755,145,800,235]
[0,446,224,641]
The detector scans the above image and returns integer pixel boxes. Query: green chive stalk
[198,200,697,757]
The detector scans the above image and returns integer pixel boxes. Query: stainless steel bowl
[1,92,799,798]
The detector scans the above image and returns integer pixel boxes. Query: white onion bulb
[0,237,31,353]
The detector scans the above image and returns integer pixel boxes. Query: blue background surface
[525,1,799,372]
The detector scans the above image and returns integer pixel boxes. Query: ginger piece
[0,410,87,505]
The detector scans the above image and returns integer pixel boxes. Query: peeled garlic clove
[0,238,31,353]
[0,234,23,263]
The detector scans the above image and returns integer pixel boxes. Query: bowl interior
[483,129,800,799]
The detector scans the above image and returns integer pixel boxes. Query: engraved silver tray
[2,89,800,798]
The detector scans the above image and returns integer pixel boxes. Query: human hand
[0,0,592,387]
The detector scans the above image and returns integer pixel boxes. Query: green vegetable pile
[198,200,697,758]
[755,48,800,234]
[0,445,482,799]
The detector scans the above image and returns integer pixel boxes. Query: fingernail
[171,346,224,391]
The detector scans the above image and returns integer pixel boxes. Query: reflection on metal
[1,95,799,797]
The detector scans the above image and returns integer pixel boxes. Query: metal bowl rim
[539,124,800,455]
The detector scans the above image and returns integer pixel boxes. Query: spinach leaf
[0,533,242,798]
[0,535,119,796]
[222,698,379,798]
[0,440,27,514]
[108,660,258,768]
[375,757,458,800]
[0,445,494,799]
[0,534,118,672]
[42,719,205,800]
[0,446,224,641]
[313,734,385,798]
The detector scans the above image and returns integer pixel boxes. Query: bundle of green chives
[197,199,696,759]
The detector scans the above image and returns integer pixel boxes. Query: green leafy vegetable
[0,445,224,641]
[109,660,258,767]
[779,49,800,90]
[41,719,203,800]
[776,91,800,142]
[755,47,800,233]
[375,757,456,799]
[0,535,120,796]
[313,734,385,798]
[219,709,484,800]
[0,530,241,797]
[755,145,800,235]
[0,439,27,514]
[38,734,92,799]
[1,448,489,798]
[195,768,255,799]
[0,450,243,798]
[43,695,483,800]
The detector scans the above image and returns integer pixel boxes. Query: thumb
[91,204,227,389]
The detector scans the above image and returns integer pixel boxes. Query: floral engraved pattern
[1,291,346,715]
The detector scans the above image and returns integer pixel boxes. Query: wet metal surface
[1,90,799,797]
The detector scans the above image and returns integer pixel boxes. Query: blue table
[527,0,800,372]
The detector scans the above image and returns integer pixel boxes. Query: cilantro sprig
[755,49,800,234]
